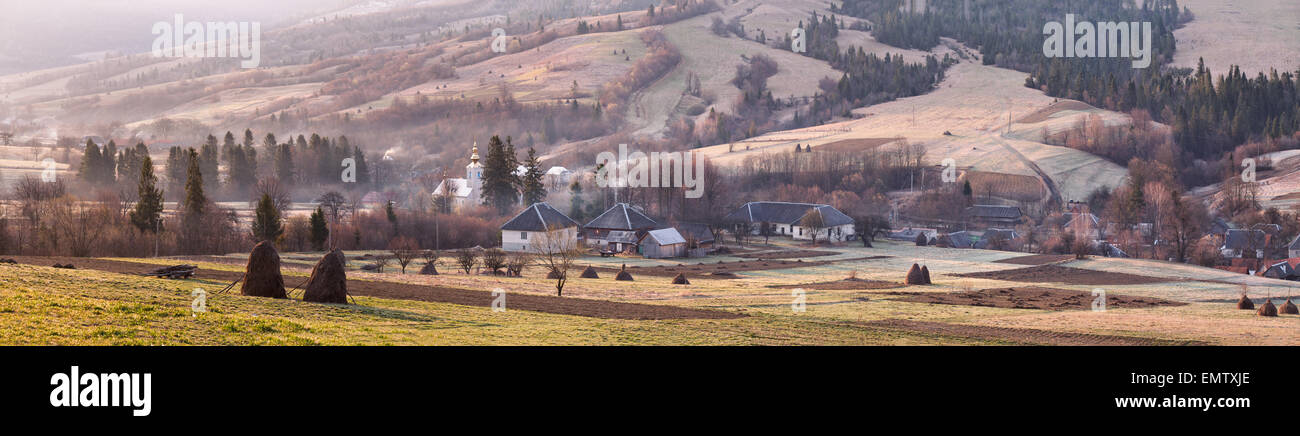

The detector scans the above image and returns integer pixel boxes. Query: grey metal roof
[644,228,686,246]
[1222,229,1268,250]
[501,203,580,232]
[965,205,1023,220]
[604,230,641,244]
[585,203,658,230]
[674,222,715,243]
[724,202,855,227]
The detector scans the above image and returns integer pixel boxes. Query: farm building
[585,203,660,247]
[937,231,976,249]
[640,228,688,259]
[601,230,642,253]
[1288,235,1300,258]
[432,143,484,211]
[724,202,855,243]
[1261,258,1300,280]
[887,227,938,242]
[500,203,581,252]
[545,166,573,188]
[1220,229,1270,259]
[964,205,1023,228]
[974,229,1019,250]
[674,222,716,249]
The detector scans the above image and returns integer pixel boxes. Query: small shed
[640,228,687,259]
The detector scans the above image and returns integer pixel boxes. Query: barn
[640,228,687,259]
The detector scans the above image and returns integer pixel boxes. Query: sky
[0,0,365,73]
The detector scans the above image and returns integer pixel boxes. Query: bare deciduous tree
[533,227,579,296]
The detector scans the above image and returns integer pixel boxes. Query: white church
[433,143,484,210]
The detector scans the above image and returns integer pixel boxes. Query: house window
[521,232,528,240]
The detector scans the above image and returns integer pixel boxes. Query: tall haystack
[419,262,438,275]
[615,264,634,281]
[241,241,286,298]
[672,273,690,285]
[303,250,349,304]
[905,263,924,285]
[1281,299,1299,315]
[547,268,563,279]
[920,265,932,285]
[580,265,599,279]
[1236,294,1255,310]
[1257,300,1278,317]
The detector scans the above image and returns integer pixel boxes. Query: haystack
[240,241,286,298]
[1257,300,1278,317]
[905,263,924,285]
[672,273,690,285]
[615,264,634,281]
[920,265,932,285]
[303,250,349,304]
[547,268,563,279]
[580,265,599,279]
[1236,294,1255,310]
[1281,299,1299,315]
[419,262,438,275]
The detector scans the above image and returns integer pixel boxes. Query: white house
[432,143,484,211]
[500,202,581,252]
[724,201,856,243]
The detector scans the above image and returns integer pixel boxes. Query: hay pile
[303,250,349,304]
[615,264,634,281]
[547,268,563,279]
[580,265,599,279]
[905,264,925,285]
[920,265,932,285]
[419,262,438,275]
[1257,300,1278,317]
[0,258,17,264]
[1236,294,1255,310]
[52,263,75,269]
[240,241,286,298]
[672,273,690,285]
[1281,299,1299,315]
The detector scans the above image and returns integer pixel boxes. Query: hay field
[349,29,652,116]
[625,1,843,138]
[1171,0,1300,76]
[697,61,1129,202]
[9,235,1296,345]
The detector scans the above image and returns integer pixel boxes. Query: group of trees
[156,130,376,201]
[783,10,954,125]
[475,135,547,215]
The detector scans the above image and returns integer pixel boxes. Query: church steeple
[469,142,480,164]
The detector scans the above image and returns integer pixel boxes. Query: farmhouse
[585,203,660,248]
[640,228,688,259]
[964,205,1023,228]
[432,143,484,211]
[500,202,581,252]
[724,202,855,242]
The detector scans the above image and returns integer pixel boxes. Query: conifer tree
[522,147,546,205]
[309,206,329,251]
[130,155,164,234]
[251,193,284,243]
